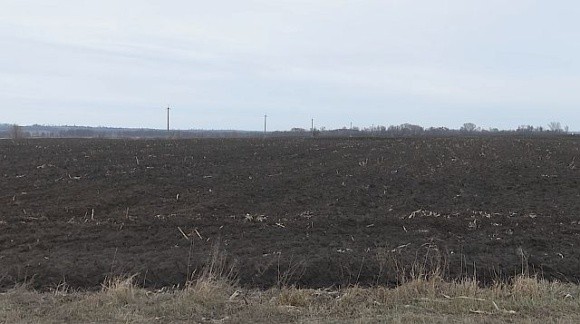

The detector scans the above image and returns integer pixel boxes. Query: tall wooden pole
[167,106,170,132]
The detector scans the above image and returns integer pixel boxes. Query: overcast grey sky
[1,0,579,131]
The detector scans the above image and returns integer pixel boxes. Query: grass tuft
[101,274,144,305]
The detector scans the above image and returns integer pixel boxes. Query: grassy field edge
[2,268,580,323]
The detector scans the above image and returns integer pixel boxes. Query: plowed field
[1,137,579,290]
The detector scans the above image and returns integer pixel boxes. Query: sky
[1,0,580,131]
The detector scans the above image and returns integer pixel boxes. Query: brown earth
[1,136,579,290]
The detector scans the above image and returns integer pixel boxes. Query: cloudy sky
[1,0,579,131]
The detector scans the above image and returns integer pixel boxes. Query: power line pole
[167,106,171,132]
[349,122,354,138]
[311,118,314,136]
[264,114,268,134]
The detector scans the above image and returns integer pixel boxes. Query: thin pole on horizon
[264,114,267,134]
[349,121,354,138]
[311,118,314,137]
[167,106,170,132]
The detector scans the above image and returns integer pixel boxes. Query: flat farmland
[1,136,579,290]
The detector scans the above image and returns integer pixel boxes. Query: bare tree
[10,124,22,140]
[547,121,562,132]
[461,123,477,132]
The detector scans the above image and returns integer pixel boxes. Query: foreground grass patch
[2,275,580,323]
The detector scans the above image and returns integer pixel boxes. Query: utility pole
[167,106,171,132]
[349,121,354,138]
[311,118,314,137]
[264,114,268,134]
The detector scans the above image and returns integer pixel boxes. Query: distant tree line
[0,121,574,140]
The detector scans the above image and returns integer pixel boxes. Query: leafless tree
[547,121,562,132]
[10,124,22,140]
[461,123,477,132]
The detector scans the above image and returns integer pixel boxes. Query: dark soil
[1,136,580,290]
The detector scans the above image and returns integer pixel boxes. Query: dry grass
[2,274,580,323]
[2,248,580,323]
